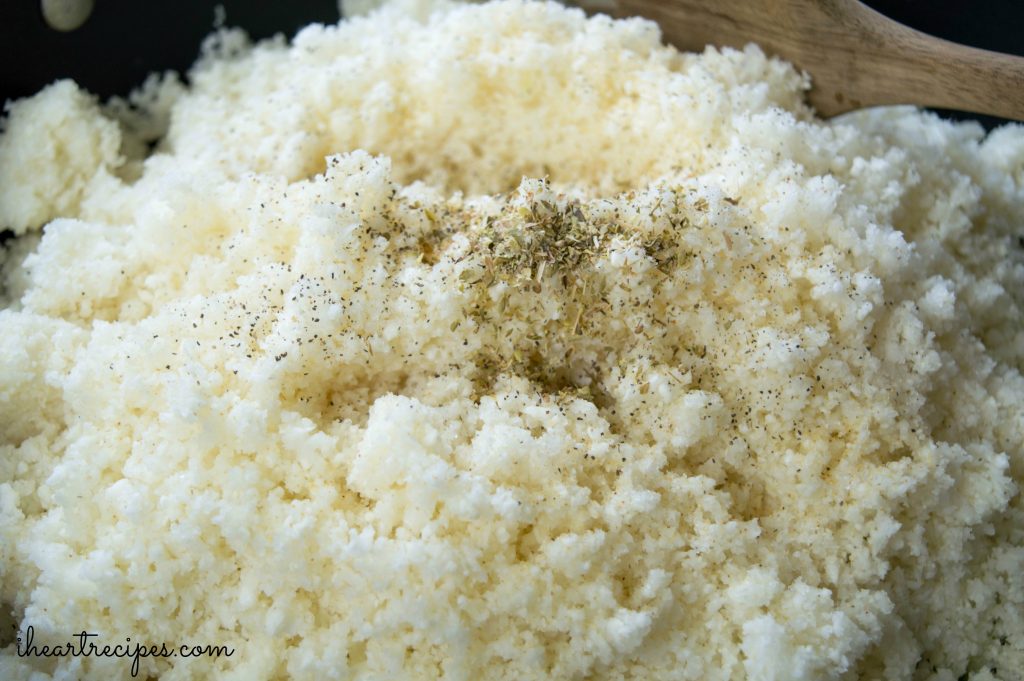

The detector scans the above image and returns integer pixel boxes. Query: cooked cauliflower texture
[0,1,1022,679]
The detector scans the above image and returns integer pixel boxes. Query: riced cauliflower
[0,1,1022,679]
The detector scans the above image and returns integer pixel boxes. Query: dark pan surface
[0,1,339,105]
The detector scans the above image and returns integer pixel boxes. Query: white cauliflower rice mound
[1,1,1022,679]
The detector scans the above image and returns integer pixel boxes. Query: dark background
[0,1,1022,124]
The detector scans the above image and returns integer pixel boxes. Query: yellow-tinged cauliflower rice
[0,0,1022,679]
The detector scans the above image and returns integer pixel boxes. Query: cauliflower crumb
[0,1,1022,679]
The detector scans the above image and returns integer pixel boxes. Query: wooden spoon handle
[605,0,1024,120]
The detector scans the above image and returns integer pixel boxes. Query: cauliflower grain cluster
[1,1,1022,679]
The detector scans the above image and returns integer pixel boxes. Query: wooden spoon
[580,0,1024,120]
